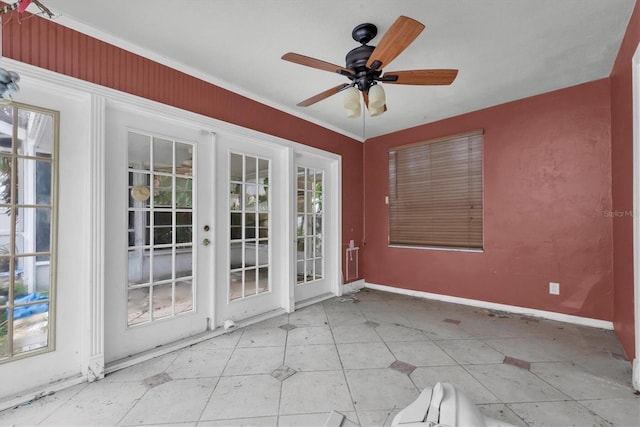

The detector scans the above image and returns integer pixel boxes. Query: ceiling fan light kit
[368,84,386,109]
[343,86,362,118]
[343,86,361,110]
[369,104,384,117]
[346,104,362,119]
[281,16,458,119]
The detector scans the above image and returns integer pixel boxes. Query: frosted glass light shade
[369,105,384,117]
[343,86,360,110]
[343,86,361,118]
[346,102,361,118]
[368,84,386,109]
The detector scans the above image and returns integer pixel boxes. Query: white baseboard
[633,359,640,391]
[106,308,288,375]
[295,292,336,310]
[0,374,86,413]
[341,279,365,295]
[364,282,614,330]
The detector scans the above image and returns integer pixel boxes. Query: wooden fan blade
[382,69,459,85]
[282,52,353,75]
[366,16,425,70]
[297,83,350,107]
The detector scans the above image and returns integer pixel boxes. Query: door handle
[202,238,211,246]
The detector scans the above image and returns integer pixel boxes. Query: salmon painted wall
[364,79,613,321]
[610,0,639,360]
[0,13,364,282]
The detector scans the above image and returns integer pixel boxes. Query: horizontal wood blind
[388,131,483,248]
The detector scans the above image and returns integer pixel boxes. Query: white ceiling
[41,0,636,141]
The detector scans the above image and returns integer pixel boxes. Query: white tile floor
[1,288,638,426]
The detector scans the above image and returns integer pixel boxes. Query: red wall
[364,79,614,321]
[0,13,364,282]
[610,0,639,361]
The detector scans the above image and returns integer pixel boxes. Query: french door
[104,104,213,363]
[212,135,287,326]
[293,152,338,304]
[104,103,341,361]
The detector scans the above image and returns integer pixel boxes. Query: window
[0,103,58,362]
[388,130,483,249]
[296,167,323,284]
[229,153,270,300]
[127,132,194,326]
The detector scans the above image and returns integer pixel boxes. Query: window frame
[387,129,484,252]
[0,101,59,364]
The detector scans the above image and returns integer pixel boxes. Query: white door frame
[290,151,342,306]
[632,42,640,391]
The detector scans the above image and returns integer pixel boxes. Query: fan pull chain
[362,101,366,141]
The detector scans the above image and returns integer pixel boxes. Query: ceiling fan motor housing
[346,45,375,70]
[346,40,381,92]
[346,23,381,92]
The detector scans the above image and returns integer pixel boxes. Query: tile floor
[1,289,638,426]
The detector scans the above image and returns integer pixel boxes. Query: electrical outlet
[549,282,560,295]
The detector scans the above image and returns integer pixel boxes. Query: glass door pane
[126,132,194,327]
[228,153,270,301]
[296,167,323,284]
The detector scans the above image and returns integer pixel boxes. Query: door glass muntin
[229,152,270,302]
[296,166,323,284]
[126,131,194,327]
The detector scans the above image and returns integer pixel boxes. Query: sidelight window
[0,103,58,362]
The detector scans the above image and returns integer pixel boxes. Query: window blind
[388,131,483,249]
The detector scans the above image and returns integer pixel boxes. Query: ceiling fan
[282,16,458,117]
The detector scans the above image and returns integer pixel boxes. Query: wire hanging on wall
[362,101,366,141]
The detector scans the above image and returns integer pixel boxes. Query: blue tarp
[13,293,48,320]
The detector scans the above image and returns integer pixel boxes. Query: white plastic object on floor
[223,319,236,330]
[391,382,517,427]
[323,410,346,426]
